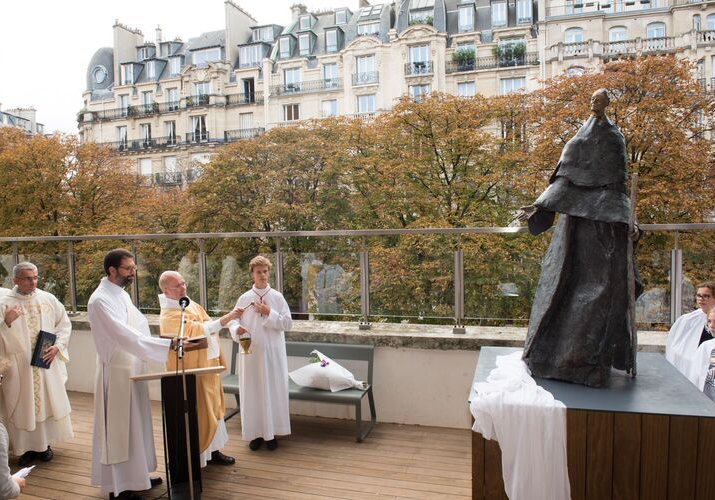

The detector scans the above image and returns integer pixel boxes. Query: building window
[322,99,337,117]
[166,88,178,111]
[646,22,665,39]
[284,67,302,92]
[357,94,375,114]
[707,14,715,30]
[355,54,376,82]
[323,63,339,87]
[117,126,127,146]
[195,82,210,97]
[142,91,154,112]
[409,84,430,102]
[409,44,430,64]
[239,112,254,130]
[146,60,156,79]
[409,0,434,24]
[253,27,274,42]
[566,66,585,76]
[457,81,476,97]
[609,26,627,41]
[169,57,181,76]
[139,123,152,146]
[299,34,310,56]
[191,47,222,66]
[164,121,176,144]
[139,158,152,176]
[565,28,584,43]
[336,9,347,24]
[360,5,383,17]
[326,30,338,53]
[164,156,178,175]
[357,22,380,36]
[500,77,526,95]
[458,6,474,33]
[517,0,532,24]
[492,2,507,28]
[279,37,291,58]
[284,104,300,121]
[240,44,264,68]
[191,115,208,141]
[120,64,134,85]
[299,15,311,30]
[694,15,702,32]
[119,94,129,116]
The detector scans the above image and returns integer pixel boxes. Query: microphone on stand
[179,296,190,310]
[177,297,190,359]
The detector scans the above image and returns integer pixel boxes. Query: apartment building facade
[79,0,715,186]
[0,105,45,135]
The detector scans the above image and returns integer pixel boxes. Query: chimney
[291,3,307,21]
[359,0,370,7]
[155,25,163,44]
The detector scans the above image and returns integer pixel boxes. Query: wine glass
[238,330,252,355]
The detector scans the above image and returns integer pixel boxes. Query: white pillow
[289,350,367,392]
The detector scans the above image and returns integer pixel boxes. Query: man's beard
[116,275,134,288]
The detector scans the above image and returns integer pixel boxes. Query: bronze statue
[517,89,642,387]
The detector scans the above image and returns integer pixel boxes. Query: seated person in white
[666,281,715,384]
[689,308,715,399]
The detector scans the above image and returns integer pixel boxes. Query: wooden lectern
[131,365,224,500]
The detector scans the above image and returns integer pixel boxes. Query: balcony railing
[546,0,670,19]
[3,223,713,332]
[446,52,539,73]
[404,61,434,76]
[225,92,264,106]
[224,128,265,141]
[352,71,379,86]
[696,29,715,45]
[270,78,344,96]
[553,37,679,61]
[186,131,211,144]
[642,36,675,52]
[154,171,183,186]
[184,94,212,109]
[601,39,637,56]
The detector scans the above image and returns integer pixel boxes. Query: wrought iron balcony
[154,171,183,186]
[224,128,265,141]
[225,92,264,106]
[184,94,212,109]
[404,61,434,76]
[186,131,211,144]
[270,78,343,96]
[352,71,379,86]
[446,52,539,74]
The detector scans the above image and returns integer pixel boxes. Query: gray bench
[222,340,377,442]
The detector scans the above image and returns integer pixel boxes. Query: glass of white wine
[238,330,252,355]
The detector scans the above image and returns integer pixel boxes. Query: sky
[0,0,361,135]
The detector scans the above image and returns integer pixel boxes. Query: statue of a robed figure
[517,89,642,387]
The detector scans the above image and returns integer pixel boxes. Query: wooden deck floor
[15,392,471,500]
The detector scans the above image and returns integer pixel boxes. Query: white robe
[665,308,707,384]
[688,338,715,391]
[228,285,292,441]
[0,287,73,455]
[87,278,171,496]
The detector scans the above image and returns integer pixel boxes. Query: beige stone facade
[79,0,715,187]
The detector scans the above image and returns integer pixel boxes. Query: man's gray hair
[13,262,38,278]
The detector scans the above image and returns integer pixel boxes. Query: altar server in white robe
[87,249,173,500]
[666,282,715,384]
[0,262,73,465]
[228,255,292,451]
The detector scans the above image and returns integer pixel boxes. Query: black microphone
[179,296,190,310]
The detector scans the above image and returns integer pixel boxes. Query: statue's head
[590,89,610,118]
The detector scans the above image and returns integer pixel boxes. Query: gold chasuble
[159,301,226,452]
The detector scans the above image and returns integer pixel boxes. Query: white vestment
[87,278,171,496]
[665,308,707,384]
[0,287,73,455]
[471,351,570,500]
[687,338,715,391]
[228,285,292,441]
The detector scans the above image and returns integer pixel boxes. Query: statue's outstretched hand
[516,205,537,223]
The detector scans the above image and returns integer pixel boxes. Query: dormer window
[253,26,275,42]
[279,37,293,58]
[299,34,311,56]
[169,56,182,76]
[326,29,338,52]
[358,22,380,36]
[517,0,533,24]
[146,60,156,79]
[120,64,134,85]
[335,9,347,24]
[191,47,222,66]
[299,15,312,30]
[137,46,155,61]
[409,0,435,24]
[360,5,383,17]
[492,1,507,28]
[458,5,474,32]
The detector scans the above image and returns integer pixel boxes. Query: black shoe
[208,450,235,465]
[109,492,142,500]
[266,438,278,451]
[17,450,37,466]
[150,476,163,488]
[39,446,53,462]
[249,438,264,451]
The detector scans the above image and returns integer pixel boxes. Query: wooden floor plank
[14,392,470,500]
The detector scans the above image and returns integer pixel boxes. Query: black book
[31,330,57,369]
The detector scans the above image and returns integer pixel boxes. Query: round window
[92,65,108,85]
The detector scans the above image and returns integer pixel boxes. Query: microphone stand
[177,302,195,500]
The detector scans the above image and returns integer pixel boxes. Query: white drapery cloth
[470,351,570,500]
[666,309,707,385]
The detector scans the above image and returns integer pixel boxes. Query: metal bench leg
[355,400,363,442]
[224,393,240,421]
[356,389,377,442]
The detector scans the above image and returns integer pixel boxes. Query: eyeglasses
[696,294,713,300]
[167,281,187,289]
[17,276,39,282]
[118,265,138,272]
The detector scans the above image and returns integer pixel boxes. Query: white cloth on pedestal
[470,351,570,500]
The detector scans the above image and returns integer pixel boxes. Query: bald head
[159,270,187,300]
[590,88,610,118]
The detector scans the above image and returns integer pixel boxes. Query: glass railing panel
[635,230,675,329]
[18,242,70,308]
[368,234,454,322]
[73,239,128,310]
[0,243,15,289]
[679,229,715,315]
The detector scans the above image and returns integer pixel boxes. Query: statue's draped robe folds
[0,287,73,454]
[523,115,641,387]
[159,296,229,466]
[87,278,171,496]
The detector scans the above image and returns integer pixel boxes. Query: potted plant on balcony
[512,42,526,64]
[452,48,476,71]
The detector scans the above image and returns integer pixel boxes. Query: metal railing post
[274,239,284,294]
[67,241,77,314]
[130,243,139,307]
[12,243,19,266]
[197,239,208,310]
[359,238,371,330]
[670,231,683,323]
[454,247,465,334]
